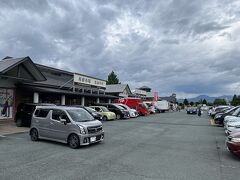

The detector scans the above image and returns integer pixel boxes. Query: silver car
[29,106,104,148]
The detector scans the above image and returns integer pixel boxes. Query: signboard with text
[73,73,106,88]
[134,89,147,96]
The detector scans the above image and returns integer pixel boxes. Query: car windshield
[225,107,237,114]
[143,103,149,108]
[118,104,127,110]
[100,106,110,112]
[122,105,131,110]
[216,107,229,112]
[233,108,240,116]
[139,103,148,109]
[114,104,125,110]
[67,108,95,122]
[223,108,232,113]
[85,107,96,113]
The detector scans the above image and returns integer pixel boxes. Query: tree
[207,102,213,106]
[231,94,237,105]
[195,102,200,106]
[178,103,184,109]
[202,99,207,105]
[213,98,227,106]
[190,102,194,106]
[183,98,189,106]
[231,95,240,106]
[106,71,120,85]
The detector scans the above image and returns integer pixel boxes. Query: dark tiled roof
[0,57,25,73]
[33,71,73,88]
[36,64,106,82]
[0,57,46,81]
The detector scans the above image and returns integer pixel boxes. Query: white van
[155,100,170,113]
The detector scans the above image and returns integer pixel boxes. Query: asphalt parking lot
[1,111,240,180]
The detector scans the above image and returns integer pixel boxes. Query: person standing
[198,106,201,117]
[2,98,9,117]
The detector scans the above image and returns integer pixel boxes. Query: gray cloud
[0,0,240,98]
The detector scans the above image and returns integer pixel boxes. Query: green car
[90,106,116,121]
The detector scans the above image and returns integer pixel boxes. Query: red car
[226,132,240,157]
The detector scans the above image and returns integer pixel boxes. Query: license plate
[90,136,96,142]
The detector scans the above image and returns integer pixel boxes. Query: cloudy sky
[0,0,240,98]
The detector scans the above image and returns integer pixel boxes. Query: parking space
[1,111,240,180]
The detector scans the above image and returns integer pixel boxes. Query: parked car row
[209,106,240,157]
[186,106,198,114]
[15,99,173,129]
[15,102,139,127]
[15,100,172,149]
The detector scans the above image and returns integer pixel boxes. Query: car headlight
[78,125,86,134]
[231,138,240,143]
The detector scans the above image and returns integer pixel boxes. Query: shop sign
[73,73,106,88]
[134,89,147,96]
[0,88,14,119]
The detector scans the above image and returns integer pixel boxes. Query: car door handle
[50,122,54,125]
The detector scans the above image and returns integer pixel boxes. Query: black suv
[15,103,55,127]
[96,103,130,119]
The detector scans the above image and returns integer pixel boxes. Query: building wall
[0,78,16,88]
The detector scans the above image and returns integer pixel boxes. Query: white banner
[73,73,106,88]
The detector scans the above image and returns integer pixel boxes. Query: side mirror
[60,117,67,124]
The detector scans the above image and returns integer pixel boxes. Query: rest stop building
[0,56,117,122]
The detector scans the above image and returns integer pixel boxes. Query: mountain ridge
[177,95,233,103]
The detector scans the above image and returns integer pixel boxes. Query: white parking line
[0,135,6,138]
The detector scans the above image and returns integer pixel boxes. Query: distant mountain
[177,95,233,103]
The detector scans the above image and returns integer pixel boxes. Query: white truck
[155,100,170,113]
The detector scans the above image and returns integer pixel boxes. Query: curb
[210,119,215,126]
[1,130,29,136]
[210,119,222,127]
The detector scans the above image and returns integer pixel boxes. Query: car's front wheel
[102,116,108,121]
[68,134,80,149]
[116,114,121,120]
[30,128,38,141]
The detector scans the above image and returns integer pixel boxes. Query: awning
[17,85,118,99]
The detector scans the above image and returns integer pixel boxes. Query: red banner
[153,92,158,102]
